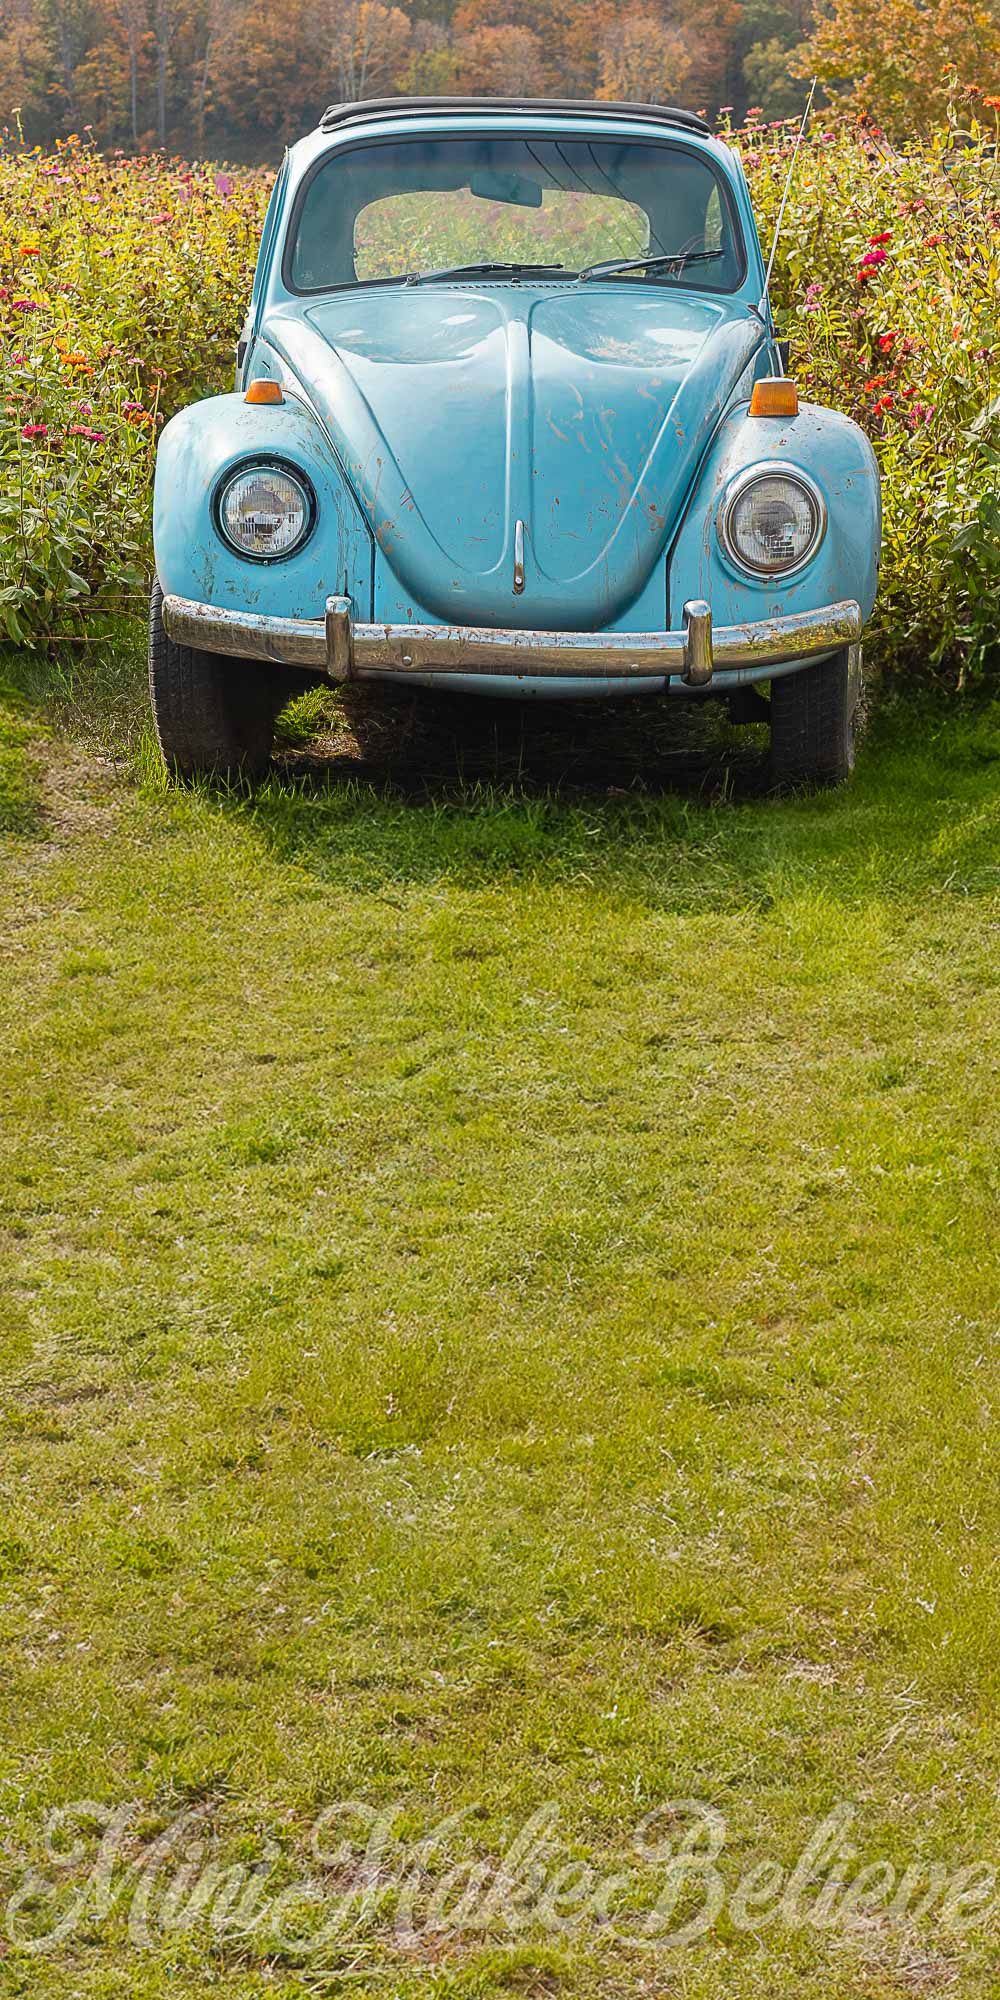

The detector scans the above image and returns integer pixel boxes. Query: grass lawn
[0,647,998,1998]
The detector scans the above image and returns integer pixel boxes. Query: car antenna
[757,77,818,321]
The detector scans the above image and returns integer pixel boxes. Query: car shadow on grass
[273,679,771,801]
[213,679,1000,910]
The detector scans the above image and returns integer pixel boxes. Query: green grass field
[1,646,999,1998]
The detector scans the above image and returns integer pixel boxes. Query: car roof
[318,96,711,139]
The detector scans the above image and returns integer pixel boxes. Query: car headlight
[215,460,315,562]
[718,465,825,577]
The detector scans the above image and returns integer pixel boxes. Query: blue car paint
[667,399,880,631]
[153,103,879,700]
[154,394,372,618]
[260,286,765,631]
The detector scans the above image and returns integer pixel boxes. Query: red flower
[863,375,889,391]
[925,234,944,247]
[21,422,48,439]
[873,394,894,413]
[868,231,893,245]
[878,332,897,352]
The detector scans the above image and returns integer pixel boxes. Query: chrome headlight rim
[213,456,317,565]
[717,462,827,580]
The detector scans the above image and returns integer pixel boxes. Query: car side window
[252,153,289,308]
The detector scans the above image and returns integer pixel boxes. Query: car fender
[667,400,881,629]
[152,392,373,621]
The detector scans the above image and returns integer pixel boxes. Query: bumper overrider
[161,594,863,691]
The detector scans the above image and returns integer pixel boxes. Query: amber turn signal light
[244,379,284,405]
[749,377,799,418]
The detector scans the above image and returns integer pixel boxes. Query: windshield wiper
[405,261,573,286]
[576,250,726,283]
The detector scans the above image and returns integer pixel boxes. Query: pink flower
[21,422,48,439]
[859,248,887,268]
[67,424,105,440]
[11,352,27,365]
[76,399,93,414]
[214,171,233,197]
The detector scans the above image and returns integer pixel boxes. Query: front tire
[148,580,297,780]
[768,645,860,791]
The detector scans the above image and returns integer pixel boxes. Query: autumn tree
[451,0,612,95]
[452,20,546,91]
[738,0,812,116]
[0,0,51,130]
[325,0,412,99]
[596,12,693,100]
[807,0,1000,126]
[396,16,458,92]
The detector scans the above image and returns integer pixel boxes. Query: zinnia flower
[878,333,897,351]
[868,232,892,245]
[21,422,48,438]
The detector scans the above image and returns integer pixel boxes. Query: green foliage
[0,138,271,641]
[740,109,1000,683]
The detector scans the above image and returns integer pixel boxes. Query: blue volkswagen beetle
[150,96,880,787]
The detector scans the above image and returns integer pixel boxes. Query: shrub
[741,107,1000,685]
[0,137,270,640]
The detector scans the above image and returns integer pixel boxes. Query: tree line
[0,0,996,156]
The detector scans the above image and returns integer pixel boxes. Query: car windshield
[288,133,745,294]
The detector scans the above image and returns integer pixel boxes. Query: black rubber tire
[148,580,300,780]
[769,647,858,791]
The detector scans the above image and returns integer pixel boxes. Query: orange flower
[984,95,1000,108]
[19,244,40,256]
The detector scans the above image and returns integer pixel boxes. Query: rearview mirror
[469,170,543,209]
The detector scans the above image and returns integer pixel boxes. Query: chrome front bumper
[161,593,863,692]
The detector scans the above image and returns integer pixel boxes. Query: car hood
[265,286,765,628]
